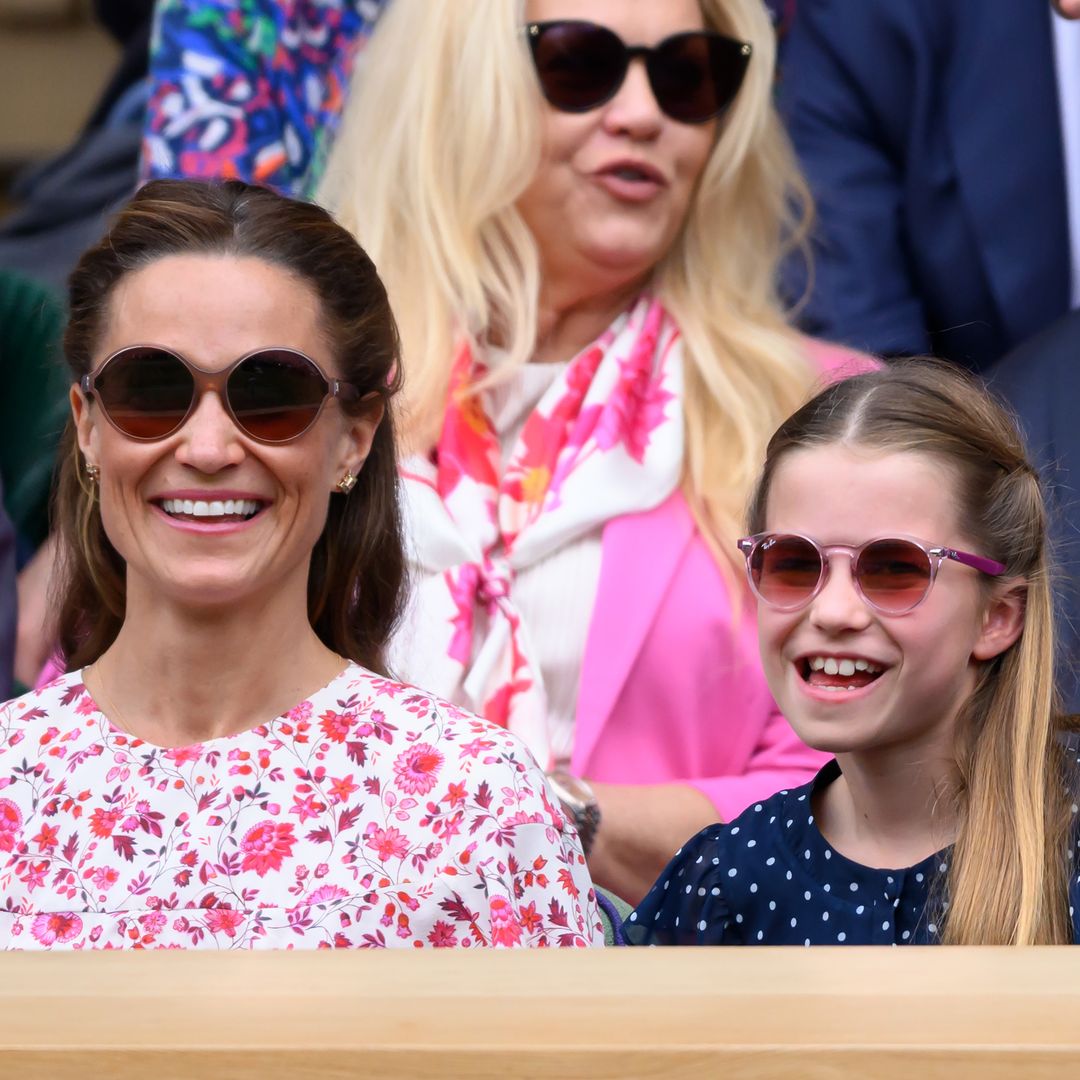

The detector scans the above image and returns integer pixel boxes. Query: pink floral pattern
[397,295,683,767]
[0,667,603,949]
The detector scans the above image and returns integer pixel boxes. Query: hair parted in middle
[54,178,406,677]
[748,358,1078,945]
[319,0,817,566]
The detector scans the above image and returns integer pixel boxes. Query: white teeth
[160,498,261,519]
[806,655,884,676]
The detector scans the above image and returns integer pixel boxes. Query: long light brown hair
[748,360,1076,944]
[56,179,406,675]
[320,0,818,566]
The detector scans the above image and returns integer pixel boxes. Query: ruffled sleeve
[622,827,740,945]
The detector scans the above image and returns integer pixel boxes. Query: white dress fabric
[0,665,604,949]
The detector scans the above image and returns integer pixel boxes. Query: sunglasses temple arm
[943,548,1007,576]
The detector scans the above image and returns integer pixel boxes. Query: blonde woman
[321,0,864,903]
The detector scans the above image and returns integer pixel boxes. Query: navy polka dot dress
[625,758,1080,946]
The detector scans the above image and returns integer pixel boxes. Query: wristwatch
[547,770,602,855]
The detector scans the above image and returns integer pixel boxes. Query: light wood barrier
[0,947,1076,1078]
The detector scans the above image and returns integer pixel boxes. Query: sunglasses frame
[81,344,362,445]
[525,19,752,125]
[736,532,1008,615]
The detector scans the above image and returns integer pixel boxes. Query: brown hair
[55,178,406,675]
[748,359,1076,944]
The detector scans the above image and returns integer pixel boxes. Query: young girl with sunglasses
[625,361,1080,946]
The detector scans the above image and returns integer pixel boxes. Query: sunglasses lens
[749,535,823,609]
[93,348,194,439]
[530,22,626,112]
[856,540,933,613]
[227,350,327,442]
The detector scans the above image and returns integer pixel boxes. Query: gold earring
[336,472,357,494]
[85,462,100,484]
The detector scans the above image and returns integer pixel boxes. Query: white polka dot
[804,938,811,946]
[824,851,832,860]
[887,876,894,885]
[790,917,798,928]
[730,827,740,835]
[939,863,948,873]
[766,857,776,866]
[804,890,812,901]
[685,885,693,894]
[698,920,708,931]
[786,870,793,881]
[711,887,721,897]
[728,868,737,878]
[629,912,637,921]
[674,917,680,927]
[786,819,793,828]
[915,873,924,883]
[735,914,743,924]
[928,923,937,934]
[747,840,757,848]
[797,794,806,802]
[769,816,776,824]
[804,849,811,860]
[750,883,758,893]
[697,887,707,897]
[882,921,889,931]
[822,911,829,921]
[695,855,703,864]
[823,884,831,893]
[663,880,670,890]
[757,930,764,941]
[769,901,777,911]
[808,815,814,825]
[856,905,865,915]
[849,882,858,892]
[902,930,910,940]
[837,932,846,942]
[754,804,763,812]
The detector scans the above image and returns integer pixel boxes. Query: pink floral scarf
[397,295,684,767]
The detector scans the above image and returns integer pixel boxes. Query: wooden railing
[0,948,1077,1078]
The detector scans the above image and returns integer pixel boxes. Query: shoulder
[322,666,568,831]
[0,671,90,741]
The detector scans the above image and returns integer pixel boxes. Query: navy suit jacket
[990,310,1080,714]
[0,483,15,702]
[781,0,1072,371]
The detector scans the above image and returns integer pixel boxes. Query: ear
[70,382,99,468]
[971,582,1027,662]
[335,393,386,485]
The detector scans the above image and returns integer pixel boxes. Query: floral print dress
[0,665,603,949]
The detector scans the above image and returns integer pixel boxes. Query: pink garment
[572,343,877,822]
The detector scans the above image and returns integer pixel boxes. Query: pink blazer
[572,343,876,821]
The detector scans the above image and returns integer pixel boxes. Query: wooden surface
[0,948,1076,1078]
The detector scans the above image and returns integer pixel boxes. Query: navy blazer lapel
[945,0,1070,345]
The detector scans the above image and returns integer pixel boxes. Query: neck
[532,272,648,364]
[87,573,345,747]
[817,734,960,869]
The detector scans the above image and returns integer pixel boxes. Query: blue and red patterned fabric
[141,0,389,197]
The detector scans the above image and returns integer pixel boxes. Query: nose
[807,555,873,634]
[602,57,664,139]
[172,391,246,474]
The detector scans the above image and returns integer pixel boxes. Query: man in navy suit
[991,310,1080,714]
[781,0,1079,371]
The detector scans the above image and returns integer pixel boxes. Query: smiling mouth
[798,656,887,693]
[156,498,265,524]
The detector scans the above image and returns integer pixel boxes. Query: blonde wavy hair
[320,0,817,561]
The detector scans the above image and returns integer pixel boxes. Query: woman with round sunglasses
[0,179,604,949]
[319,0,869,904]
[625,360,1080,946]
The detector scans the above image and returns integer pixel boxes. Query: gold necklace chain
[85,662,138,740]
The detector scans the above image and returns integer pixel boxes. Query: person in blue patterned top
[627,360,1080,946]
